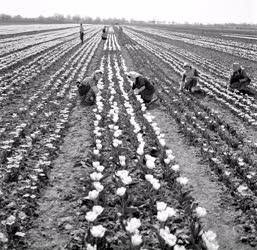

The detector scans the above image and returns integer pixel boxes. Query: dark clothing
[184,77,197,91]
[77,77,97,105]
[229,68,251,90]
[182,68,199,92]
[80,32,84,43]
[132,76,155,103]
[102,32,107,40]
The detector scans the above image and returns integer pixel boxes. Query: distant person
[77,70,103,105]
[80,23,84,44]
[228,62,254,95]
[118,26,123,43]
[102,26,108,40]
[180,63,202,93]
[126,71,157,106]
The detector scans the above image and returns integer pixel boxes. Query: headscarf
[126,71,141,79]
[183,62,191,69]
[232,62,240,72]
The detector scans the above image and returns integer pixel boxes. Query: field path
[26,106,93,250]
[148,105,255,250]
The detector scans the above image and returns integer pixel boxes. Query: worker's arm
[135,86,145,94]
[239,70,251,83]
[180,73,186,90]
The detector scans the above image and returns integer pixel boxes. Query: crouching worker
[180,63,202,93]
[126,71,157,105]
[77,70,103,105]
[228,63,255,96]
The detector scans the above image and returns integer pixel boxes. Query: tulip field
[0,24,257,250]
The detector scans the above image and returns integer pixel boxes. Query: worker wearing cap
[180,63,200,93]
[228,63,252,93]
[77,69,103,105]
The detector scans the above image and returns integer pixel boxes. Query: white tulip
[157,210,169,222]
[90,172,103,181]
[0,232,8,243]
[116,187,126,196]
[85,211,98,222]
[92,205,104,216]
[93,182,104,192]
[122,176,132,185]
[164,158,171,164]
[195,207,207,217]
[95,165,105,172]
[145,174,154,182]
[159,227,177,246]
[156,201,167,211]
[86,243,97,250]
[92,161,100,168]
[171,164,180,171]
[146,160,155,169]
[152,180,161,190]
[93,149,100,155]
[90,225,106,238]
[137,146,144,155]
[202,230,219,250]
[131,233,143,246]
[176,177,189,185]
[126,218,141,234]
[86,190,99,200]
[166,207,176,217]
[116,170,129,178]
[6,215,16,225]
[174,245,186,250]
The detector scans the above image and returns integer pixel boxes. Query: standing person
[227,62,254,95]
[102,26,108,41]
[77,70,103,105]
[126,71,157,105]
[80,23,84,44]
[180,63,201,93]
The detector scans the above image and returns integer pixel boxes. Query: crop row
[0,29,100,103]
[128,26,257,62]
[124,29,257,127]
[121,36,257,246]
[0,34,102,249]
[67,48,219,249]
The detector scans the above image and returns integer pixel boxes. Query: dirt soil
[122,45,256,250]
[21,35,255,250]
[149,104,255,250]
[26,105,93,250]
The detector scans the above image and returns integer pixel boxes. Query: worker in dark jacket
[180,63,201,93]
[126,71,156,104]
[102,26,108,40]
[228,63,253,94]
[77,70,103,105]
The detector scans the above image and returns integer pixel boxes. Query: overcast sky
[1,0,257,24]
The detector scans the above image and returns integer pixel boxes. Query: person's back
[133,76,155,103]
[77,70,103,105]
[230,67,251,87]
[228,63,254,96]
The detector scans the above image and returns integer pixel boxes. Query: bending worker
[126,71,157,105]
[77,70,103,105]
[180,63,201,93]
[228,62,254,95]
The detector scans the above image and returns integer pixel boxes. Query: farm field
[0,23,257,250]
